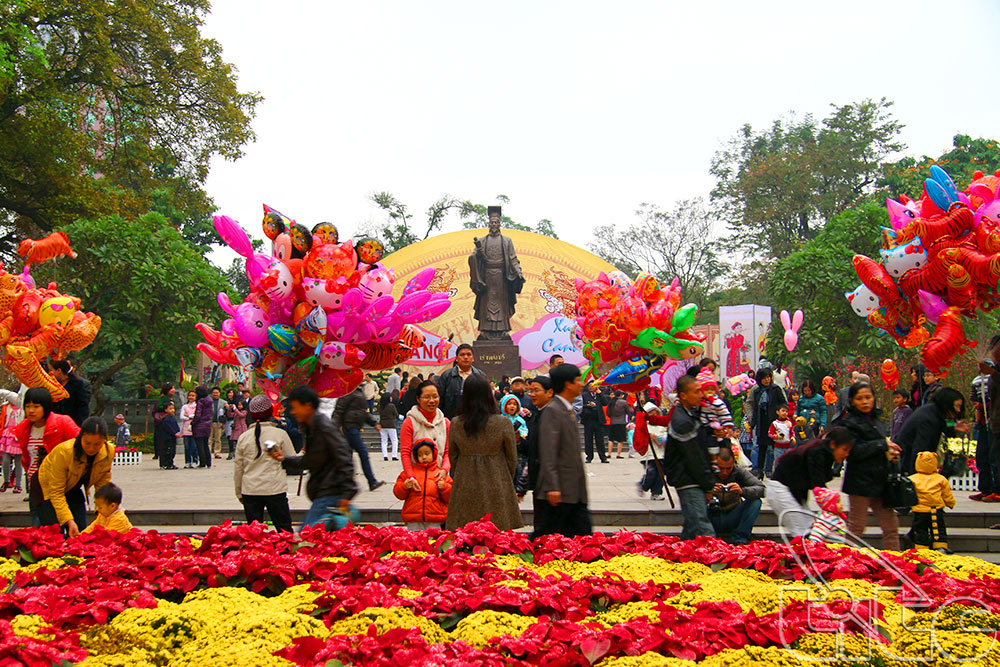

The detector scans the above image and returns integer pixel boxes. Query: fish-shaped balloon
[599,354,665,386]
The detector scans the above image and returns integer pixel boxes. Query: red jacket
[393,441,452,524]
[14,413,81,469]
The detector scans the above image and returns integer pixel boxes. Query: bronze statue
[468,206,525,341]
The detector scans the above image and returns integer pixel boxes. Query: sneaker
[369,480,386,492]
[650,494,665,501]
[970,492,986,501]
[636,483,645,498]
[12,486,21,494]
[984,494,1000,503]
[0,482,7,493]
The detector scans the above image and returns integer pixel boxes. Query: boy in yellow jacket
[83,483,133,534]
[907,451,955,553]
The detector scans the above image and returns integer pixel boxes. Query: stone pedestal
[473,340,522,381]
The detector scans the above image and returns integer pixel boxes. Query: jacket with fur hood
[393,440,452,524]
[909,451,955,513]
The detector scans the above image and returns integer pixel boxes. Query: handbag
[882,459,918,510]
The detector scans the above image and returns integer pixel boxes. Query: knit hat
[412,438,436,460]
[249,394,274,422]
[696,367,717,389]
[812,486,844,516]
[114,413,125,421]
[643,401,659,413]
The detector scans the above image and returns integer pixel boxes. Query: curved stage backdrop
[381,228,617,376]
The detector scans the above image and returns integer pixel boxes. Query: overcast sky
[201,0,1000,260]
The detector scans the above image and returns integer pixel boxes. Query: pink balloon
[917,289,948,325]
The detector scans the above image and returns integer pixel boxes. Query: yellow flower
[79,584,325,667]
[326,607,449,643]
[10,614,55,640]
[598,651,695,666]
[450,610,538,647]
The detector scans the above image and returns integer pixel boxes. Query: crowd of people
[1,339,998,553]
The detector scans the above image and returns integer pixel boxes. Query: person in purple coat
[191,385,214,468]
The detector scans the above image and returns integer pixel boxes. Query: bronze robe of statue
[468,231,525,338]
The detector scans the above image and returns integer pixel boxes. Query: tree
[879,134,1000,200]
[366,192,558,253]
[710,99,904,259]
[0,0,260,258]
[367,192,465,253]
[459,195,559,238]
[765,200,899,365]
[589,198,725,304]
[34,212,228,412]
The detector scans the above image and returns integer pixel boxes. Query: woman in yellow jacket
[37,417,114,538]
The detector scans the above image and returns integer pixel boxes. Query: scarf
[407,406,448,468]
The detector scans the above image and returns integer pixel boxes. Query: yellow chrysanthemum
[598,651,695,666]
[10,614,55,640]
[395,587,423,599]
[592,601,663,627]
[900,549,1000,580]
[450,610,538,647]
[380,550,430,558]
[326,606,449,643]
[79,584,325,667]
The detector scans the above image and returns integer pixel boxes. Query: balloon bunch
[0,236,102,400]
[847,166,1000,376]
[198,206,452,400]
[573,270,705,392]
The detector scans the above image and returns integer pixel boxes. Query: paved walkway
[3,453,999,516]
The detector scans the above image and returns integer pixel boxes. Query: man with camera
[707,447,765,544]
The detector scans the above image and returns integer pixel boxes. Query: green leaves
[0,0,259,258]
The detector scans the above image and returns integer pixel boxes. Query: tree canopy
[0,0,260,258]
[590,198,724,305]
[710,98,903,259]
[367,192,557,253]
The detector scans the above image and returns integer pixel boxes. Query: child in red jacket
[393,439,452,531]
[14,387,80,513]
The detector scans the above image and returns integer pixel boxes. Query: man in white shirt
[386,368,402,397]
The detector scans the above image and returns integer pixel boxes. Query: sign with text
[511,313,585,369]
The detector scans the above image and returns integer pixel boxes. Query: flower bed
[0,522,998,665]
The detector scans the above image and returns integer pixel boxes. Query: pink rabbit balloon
[780,309,803,352]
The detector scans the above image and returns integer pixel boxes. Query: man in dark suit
[580,381,607,463]
[535,363,591,537]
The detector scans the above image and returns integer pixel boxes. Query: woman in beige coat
[445,375,523,531]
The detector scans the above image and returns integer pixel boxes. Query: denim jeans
[709,498,762,544]
[343,427,377,487]
[184,435,199,466]
[302,495,342,529]
[676,487,715,540]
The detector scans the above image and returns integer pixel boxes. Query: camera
[708,495,722,512]
[264,440,278,452]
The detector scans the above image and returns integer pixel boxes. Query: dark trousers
[160,436,176,469]
[709,498,763,545]
[344,427,377,487]
[514,456,528,495]
[34,488,87,534]
[532,499,592,538]
[976,425,1000,495]
[639,460,664,495]
[583,423,606,462]
[195,436,211,468]
[243,493,293,533]
[908,508,948,549]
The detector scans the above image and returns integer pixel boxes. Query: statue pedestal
[473,339,522,381]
